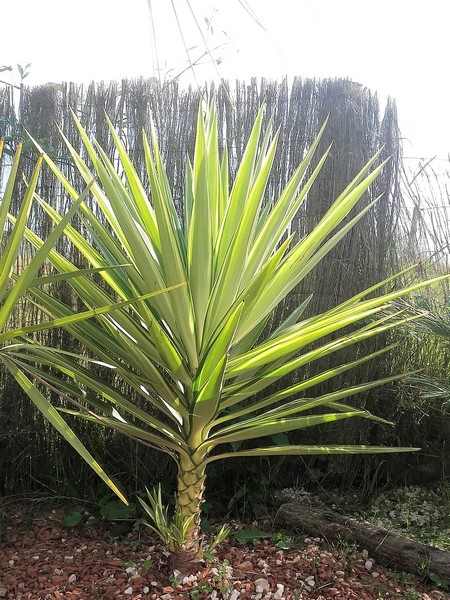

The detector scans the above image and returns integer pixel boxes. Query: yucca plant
[8,102,449,570]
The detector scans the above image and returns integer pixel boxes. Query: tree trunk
[171,454,207,573]
[276,502,450,580]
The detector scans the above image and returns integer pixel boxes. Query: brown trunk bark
[169,454,207,575]
[168,550,202,578]
[276,502,450,580]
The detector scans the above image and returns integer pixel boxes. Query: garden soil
[0,505,448,599]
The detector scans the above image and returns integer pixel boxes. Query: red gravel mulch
[1,505,449,599]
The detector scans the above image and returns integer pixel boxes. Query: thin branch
[146,0,162,84]
[165,45,225,89]
[170,0,203,97]
[184,0,227,84]
[407,157,437,187]
[0,79,21,90]
[238,0,266,30]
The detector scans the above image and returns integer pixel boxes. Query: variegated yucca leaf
[0,142,128,501]
[0,142,183,505]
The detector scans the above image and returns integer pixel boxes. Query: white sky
[1,0,449,163]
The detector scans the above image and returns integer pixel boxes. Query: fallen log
[276,503,450,580]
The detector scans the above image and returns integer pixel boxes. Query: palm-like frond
[0,142,129,502]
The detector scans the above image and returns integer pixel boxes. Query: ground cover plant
[367,484,450,553]
[3,100,450,573]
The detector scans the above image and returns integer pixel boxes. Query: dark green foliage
[233,529,292,548]
[62,505,85,527]
[62,496,137,528]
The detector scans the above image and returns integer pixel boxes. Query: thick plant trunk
[171,454,207,572]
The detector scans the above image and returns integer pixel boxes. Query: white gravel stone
[125,566,136,574]
[68,574,77,584]
[364,559,373,571]
[274,583,285,599]
[257,559,269,569]
[0,589,7,598]
[254,577,270,592]
[228,590,240,600]
[124,587,133,595]
[142,586,150,594]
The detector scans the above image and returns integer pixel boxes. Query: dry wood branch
[276,502,450,580]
